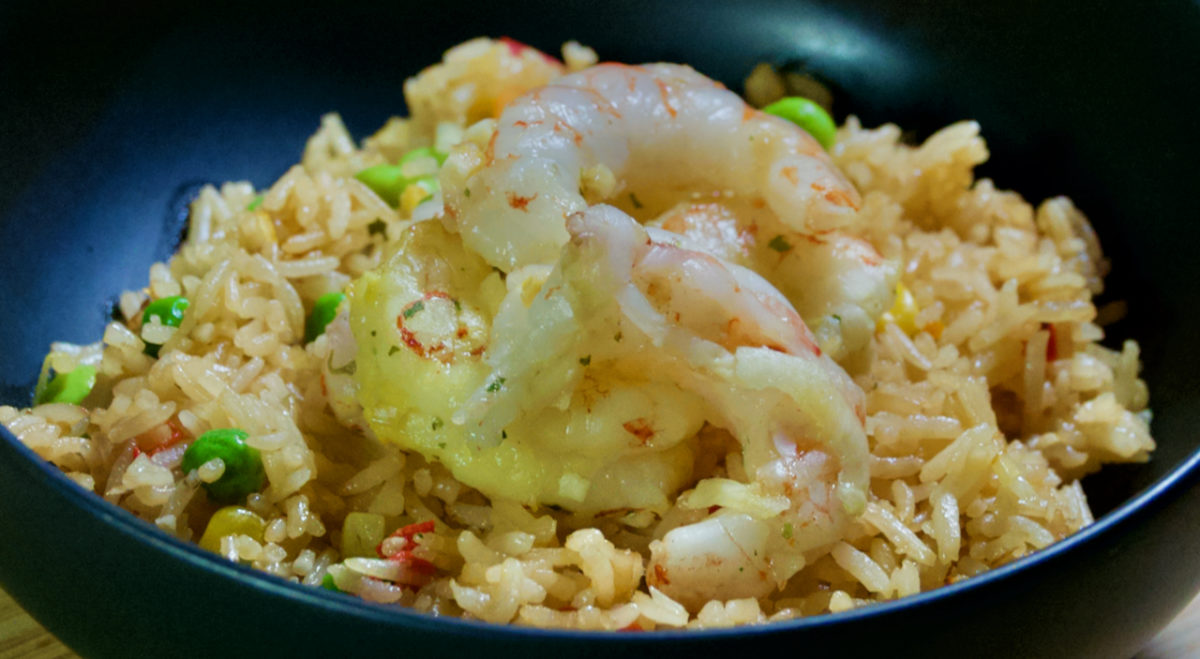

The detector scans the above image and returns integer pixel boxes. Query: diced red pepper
[133,415,191,455]
[381,550,439,589]
[375,520,436,558]
[387,550,438,574]
[619,622,644,632]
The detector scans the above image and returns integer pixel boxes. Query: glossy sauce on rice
[0,38,1153,630]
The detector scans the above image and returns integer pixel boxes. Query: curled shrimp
[459,205,869,609]
[647,199,897,363]
[340,61,880,609]
[439,63,862,273]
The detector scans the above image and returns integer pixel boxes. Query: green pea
[142,295,190,357]
[181,428,265,504]
[762,96,838,150]
[305,291,346,343]
[33,365,96,405]
[354,164,407,207]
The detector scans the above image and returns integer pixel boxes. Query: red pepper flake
[619,622,644,632]
[497,37,562,66]
[499,36,528,56]
[485,130,499,165]
[396,519,435,540]
[707,505,722,514]
[133,415,192,455]
[553,120,584,146]
[622,418,655,444]
[387,550,438,573]
[379,549,439,590]
[653,78,677,118]
[653,563,670,586]
[395,320,428,358]
[506,191,538,211]
[376,520,436,558]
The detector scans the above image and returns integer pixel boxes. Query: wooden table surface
[2,585,1198,658]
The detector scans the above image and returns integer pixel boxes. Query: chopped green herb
[246,194,264,211]
[387,346,401,356]
[437,442,446,449]
[464,188,471,198]
[831,314,842,323]
[432,417,444,431]
[321,573,340,592]
[305,292,346,343]
[768,235,792,253]
[738,566,744,572]
[629,192,643,209]
[782,523,794,539]
[501,430,508,439]
[486,377,506,393]
[402,300,425,319]
[614,331,623,342]
[453,299,462,312]
[367,218,388,239]
[579,355,591,366]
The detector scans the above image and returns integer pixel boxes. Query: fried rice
[0,37,1153,630]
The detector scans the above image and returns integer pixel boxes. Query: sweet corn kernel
[239,209,277,251]
[879,282,919,335]
[400,179,437,214]
[199,506,266,553]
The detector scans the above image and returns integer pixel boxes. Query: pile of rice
[0,38,1153,630]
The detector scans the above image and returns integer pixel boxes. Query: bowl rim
[3,419,1199,641]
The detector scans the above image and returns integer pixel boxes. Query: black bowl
[2,1,1199,657]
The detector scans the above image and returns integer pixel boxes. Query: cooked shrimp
[459,205,869,609]
[343,61,876,608]
[646,199,898,363]
[440,63,861,272]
